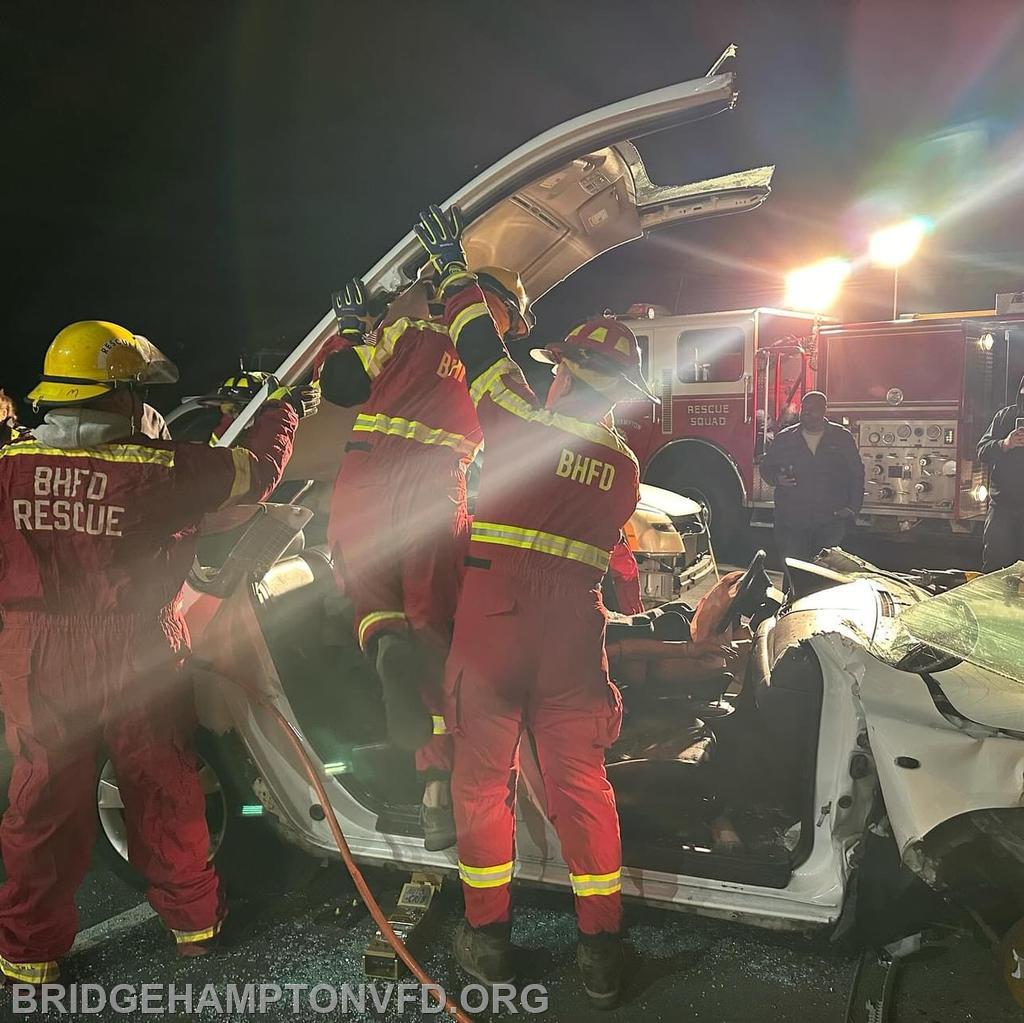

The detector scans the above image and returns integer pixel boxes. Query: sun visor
[132,336,180,384]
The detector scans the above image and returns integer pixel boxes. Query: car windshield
[899,563,1024,688]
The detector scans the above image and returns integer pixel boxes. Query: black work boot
[577,931,623,1010]
[374,634,432,752]
[452,919,515,985]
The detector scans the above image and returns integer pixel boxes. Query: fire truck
[614,294,1024,546]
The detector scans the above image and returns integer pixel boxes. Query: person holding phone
[977,373,1024,571]
[759,390,864,586]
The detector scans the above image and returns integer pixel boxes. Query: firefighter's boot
[577,931,623,1010]
[452,919,515,985]
[374,634,432,752]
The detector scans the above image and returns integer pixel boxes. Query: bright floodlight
[784,257,851,313]
[869,218,929,268]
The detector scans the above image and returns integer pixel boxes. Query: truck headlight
[971,483,989,503]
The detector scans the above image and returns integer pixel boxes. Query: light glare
[783,258,851,313]
[869,218,929,268]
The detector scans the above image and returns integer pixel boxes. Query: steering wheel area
[690,550,771,641]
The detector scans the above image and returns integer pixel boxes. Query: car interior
[189,479,829,891]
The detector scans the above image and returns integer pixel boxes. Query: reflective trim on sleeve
[468,357,512,406]
[357,610,408,650]
[458,860,514,889]
[431,715,448,735]
[472,363,639,466]
[569,869,622,897]
[354,345,374,371]
[436,270,477,299]
[352,413,479,458]
[449,301,490,347]
[0,440,175,467]
[222,447,252,506]
[470,521,610,573]
[0,953,60,984]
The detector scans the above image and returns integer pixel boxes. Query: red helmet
[531,317,658,403]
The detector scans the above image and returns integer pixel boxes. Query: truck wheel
[95,730,317,898]
[648,451,745,552]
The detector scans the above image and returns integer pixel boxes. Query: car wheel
[94,730,317,898]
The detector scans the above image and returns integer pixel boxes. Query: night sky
[5,0,1024,414]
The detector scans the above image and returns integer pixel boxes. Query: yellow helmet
[28,320,179,407]
[476,266,534,338]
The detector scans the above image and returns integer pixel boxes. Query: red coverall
[321,317,481,775]
[0,405,297,982]
[441,284,640,935]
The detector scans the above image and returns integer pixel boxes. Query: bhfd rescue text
[12,467,125,536]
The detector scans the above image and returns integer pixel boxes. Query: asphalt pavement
[4,862,1015,1022]
[2,530,1017,1023]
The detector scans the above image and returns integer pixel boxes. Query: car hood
[899,564,1024,732]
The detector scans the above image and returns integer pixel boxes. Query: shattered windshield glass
[899,563,1024,687]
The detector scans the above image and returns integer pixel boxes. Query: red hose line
[241,690,472,1023]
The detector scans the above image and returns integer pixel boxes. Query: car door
[215,65,774,454]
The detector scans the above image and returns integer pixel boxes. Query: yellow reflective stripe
[468,359,510,406]
[352,413,479,458]
[471,521,610,572]
[436,270,477,299]
[449,301,490,346]
[172,919,223,944]
[570,870,621,884]
[208,432,221,447]
[431,715,447,735]
[473,359,638,466]
[366,317,448,378]
[569,870,622,897]
[0,953,60,983]
[221,447,252,507]
[459,860,514,888]
[357,610,407,649]
[589,326,609,343]
[0,440,175,467]
[354,344,373,371]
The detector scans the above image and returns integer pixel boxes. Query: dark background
[4,0,1024,412]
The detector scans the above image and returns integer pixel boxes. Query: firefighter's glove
[374,633,433,753]
[268,379,321,420]
[414,204,470,290]
[332,278,369,339]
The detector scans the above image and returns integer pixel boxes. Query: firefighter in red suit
[414,206,657,1008]
[318,272,533,851]
[0,321,307,984]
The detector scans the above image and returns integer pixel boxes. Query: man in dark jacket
[977,374,1024,571]
[759,391,864,580]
